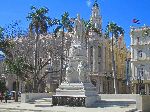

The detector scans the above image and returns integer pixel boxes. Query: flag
[132,18,140,24]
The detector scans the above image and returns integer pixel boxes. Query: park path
[0,98,137,112]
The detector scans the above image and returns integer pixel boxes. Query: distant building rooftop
[0,51,5,61]
[130,25,150,32]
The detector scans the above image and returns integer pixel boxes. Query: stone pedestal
[52,14,99,107]
[52,83,100,107]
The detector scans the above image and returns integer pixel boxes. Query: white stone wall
[131,27,150,80]
[131,27,150,95]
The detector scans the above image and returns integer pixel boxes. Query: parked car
[7,92,12,100]
[8,91,21,100]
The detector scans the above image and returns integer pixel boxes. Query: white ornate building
[131,26,150,94]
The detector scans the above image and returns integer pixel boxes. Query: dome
[93,0,99,7]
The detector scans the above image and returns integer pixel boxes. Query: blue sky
[0,0,150,47]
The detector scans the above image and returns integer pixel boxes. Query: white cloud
[87,0,91,7]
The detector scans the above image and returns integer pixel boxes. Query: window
[137,37,140,43]
[90,46,93,57]
[98,46,101,57]
[137,50,142,58]
[137,66,144,78]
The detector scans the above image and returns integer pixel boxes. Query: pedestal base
[52,83,100,107]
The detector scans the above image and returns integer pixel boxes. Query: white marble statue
[77,61,89,83]
[64,13,90,84]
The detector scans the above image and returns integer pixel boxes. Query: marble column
[93,43,98,73]
[146,84,149,95]
[88,45,91,73]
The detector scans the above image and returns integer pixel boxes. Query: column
[100,77,103,93]
[148,84,150,95]
[93,43,98,73]
[133,84,136,94]
[102,45,105,72]
[96,77,100,93]
[88,45,91,73]
[146,84,149,95]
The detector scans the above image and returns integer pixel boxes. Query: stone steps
[34,98,52,104]
[93,99,136,108]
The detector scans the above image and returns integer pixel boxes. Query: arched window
[137,37,140,43]
[91,80,96,87]
[98,46,101,57]
[137,50,142,58]
[137,64,145,78]
[90,46,93,57]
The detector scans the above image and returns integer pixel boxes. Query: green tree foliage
[27,6,59,92]
[0,81,6,93]
[105,22,124,94]
[53,12,74,84]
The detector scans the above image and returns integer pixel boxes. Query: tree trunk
[111,33,118,94]
[33,28,39,93]
[15,76,19,102]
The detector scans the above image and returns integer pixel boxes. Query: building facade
[131,26,150,95]
[87,1,129,94]
[0,1,130,94]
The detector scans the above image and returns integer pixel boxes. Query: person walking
[4,91,8,103]
[0,92,3,102]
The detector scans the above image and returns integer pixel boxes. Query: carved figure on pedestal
[77,61,89,83]
[66,63,79,83]
[74,14,85,43]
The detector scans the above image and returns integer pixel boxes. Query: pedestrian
[0,92,3,102]
[4,91,8,103]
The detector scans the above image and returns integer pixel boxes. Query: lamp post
[0,74,6,93]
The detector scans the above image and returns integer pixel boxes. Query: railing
[131,76,148,80]
[131,57,150,62]
[52,95,86,106]
[131,42,150,46]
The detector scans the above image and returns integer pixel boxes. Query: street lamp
[0,74,6,93]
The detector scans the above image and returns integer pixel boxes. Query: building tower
[88,0,110,94]
[90,0,102,31]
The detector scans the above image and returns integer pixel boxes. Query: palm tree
[105,22,124,94]
[82,20,101,49]
[27,6,56,92]
[54,12,74,85]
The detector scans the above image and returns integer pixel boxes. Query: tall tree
[27,6,58,92]
[54,12,74,84]
[105,22,124,94]
[82,20,101,48]
[0,24,30,101]
[5,57,29,102]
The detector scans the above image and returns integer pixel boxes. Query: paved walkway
[0,99,137,112]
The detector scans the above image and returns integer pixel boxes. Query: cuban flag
[132,18,140,24]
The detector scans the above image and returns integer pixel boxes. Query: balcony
[131,74,150,81]
[131,57,150,62]
[131,42,150,47]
